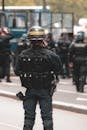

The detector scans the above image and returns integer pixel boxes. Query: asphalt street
[0,96,87,130]
[0,76,87,114]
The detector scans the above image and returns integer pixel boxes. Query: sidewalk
[0,76,87,114]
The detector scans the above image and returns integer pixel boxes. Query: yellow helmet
[28,26,45,41]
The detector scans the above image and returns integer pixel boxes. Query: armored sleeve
[49,52,62,79]
[14,53,23,76]
[69,44,75,62]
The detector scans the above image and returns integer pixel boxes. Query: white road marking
[0,122,20,129]
[76,97,87,101]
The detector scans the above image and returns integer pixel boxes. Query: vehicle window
[0,13,6,27]
[8,14,26,28]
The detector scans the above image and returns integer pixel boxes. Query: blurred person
[0,27,14,82]
[14,26,62,130]
[45,32,56,52]
[57,32,71,78]
[69,31,87,92]
[13,33,31,67]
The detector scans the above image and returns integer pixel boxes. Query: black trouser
[4,54,11,79]
[73,60,86,91]
[60,55,70,77]
[23,88,53,130]
[0,53,11,79]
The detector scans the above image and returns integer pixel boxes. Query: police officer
[0,27,14,82]
[14,26,62,130]
[69,31,87,92]
[13,33,31,67]
[45,32,56,52]
[57,32,71,78]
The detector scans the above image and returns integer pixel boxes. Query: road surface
[0,76,87,114]
[0,96,87,130]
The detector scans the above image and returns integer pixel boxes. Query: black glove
[16,91,25,101]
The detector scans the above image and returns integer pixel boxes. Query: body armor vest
[72,43,87,74]
[20,52,54,89]
[73,43,87,60]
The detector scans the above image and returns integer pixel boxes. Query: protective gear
[76,31,84,42]
[15,49,61,89]
[28,26,45,41]
[14,30,62,130]
[69,41,87,92]
[57,34,71,78]
[50,78,59,96]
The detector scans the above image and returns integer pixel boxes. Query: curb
[0,90,87,114]
[0,91,18,100]
[53,101,87,114]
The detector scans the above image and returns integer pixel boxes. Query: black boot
[44,126,53,130]
[6,76,12,82]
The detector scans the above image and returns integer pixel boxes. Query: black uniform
[13,36,30,67]
[57,38,70,78]
[45,33,56,53]
[69,42,87,92]
[14,44,61,130]
[0,33,14,81]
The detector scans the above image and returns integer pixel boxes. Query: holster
[50,79,58,96]
[50,84,56,96]
[16,91,25,101]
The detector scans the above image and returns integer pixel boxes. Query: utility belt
[20,71,55,89]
